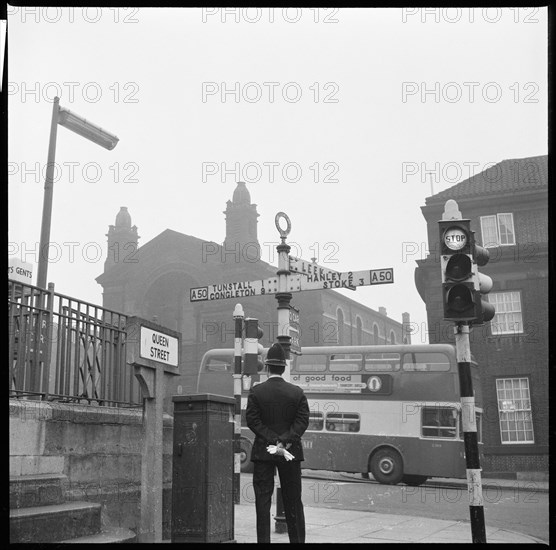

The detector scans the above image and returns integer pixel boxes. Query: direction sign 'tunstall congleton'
[189,268,393,302]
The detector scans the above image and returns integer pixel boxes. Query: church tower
[104,206,139,271]
[223,182,261,263]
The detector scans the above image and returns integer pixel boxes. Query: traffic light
[471,233,496,324]
[440,218,476,321]
[243,318,264,374]
[439,219,495,324]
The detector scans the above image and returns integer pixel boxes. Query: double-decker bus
[196,344,483,486]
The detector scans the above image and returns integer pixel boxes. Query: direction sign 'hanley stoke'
[289,255,356,291]
[189,268,394,302]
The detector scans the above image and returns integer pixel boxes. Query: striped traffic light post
[232,304,244,505]
[455,323,486,543]
[439,200,488,543]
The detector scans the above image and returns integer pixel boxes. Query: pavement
[232,474,549,544]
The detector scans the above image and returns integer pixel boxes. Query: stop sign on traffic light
[439,219,477,321]
[439,216,496,324]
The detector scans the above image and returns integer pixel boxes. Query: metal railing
[8,279,141,407]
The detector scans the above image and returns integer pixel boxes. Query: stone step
[58,526,137,543]
[10,501,101,543]
[10,473,67,509]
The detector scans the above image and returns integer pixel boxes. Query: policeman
[246,342,310,543]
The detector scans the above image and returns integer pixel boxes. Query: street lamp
[58,106,119,150]
[36,97,119,289]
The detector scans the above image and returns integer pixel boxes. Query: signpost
[189,211,394,532]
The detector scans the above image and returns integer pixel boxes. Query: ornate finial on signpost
[275,212,291,244]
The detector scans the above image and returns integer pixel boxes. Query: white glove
[266,444,295,461]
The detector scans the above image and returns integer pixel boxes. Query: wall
[9,399,174,539]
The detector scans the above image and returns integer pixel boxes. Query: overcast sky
[7,7,548,342]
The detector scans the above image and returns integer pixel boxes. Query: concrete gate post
[125,317,180,543]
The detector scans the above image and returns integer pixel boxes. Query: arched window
[373,324,379,345]
[356,317,363,345]
[390,331,396,344]
[337,308,345,345]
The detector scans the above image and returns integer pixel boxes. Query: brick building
[96,182,411,408]
[414,155,548,473]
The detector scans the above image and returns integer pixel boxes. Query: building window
[373,324,379,345]
[488,291,523,335]
[337,308,345,345]
[496,378,534,444]
[389,330,396,344]
[356,317,363,345]
[480,213,516,247]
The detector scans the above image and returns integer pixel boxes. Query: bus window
[326,413,360,433]
[402,352,451,372]
[422,407,457,438]
[206,357,232,373]
[364,352,401,372]
[329,353,362,372]
[294,354,327,372]
[308,412,324,431]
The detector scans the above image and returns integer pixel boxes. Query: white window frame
[488,291,523,335]
[496,377,534,444]
[480,213,516,247]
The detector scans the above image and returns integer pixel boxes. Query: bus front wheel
[240,439,254,473]
[370,448,403,485]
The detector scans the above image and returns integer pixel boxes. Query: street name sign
[139,326,179,367]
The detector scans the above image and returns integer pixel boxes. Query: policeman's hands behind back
[266,441,295,461]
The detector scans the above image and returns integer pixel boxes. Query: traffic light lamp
[472,234,496,324]
[243,318,264,375]
[439,219,495,324]
[440,219,475,321]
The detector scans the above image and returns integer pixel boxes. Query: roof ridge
[426,154,547,203]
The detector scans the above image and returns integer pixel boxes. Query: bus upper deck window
[402,353,451,372]
[329,353,362,372]
[294,354,327,372]
[364,353,401,372]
